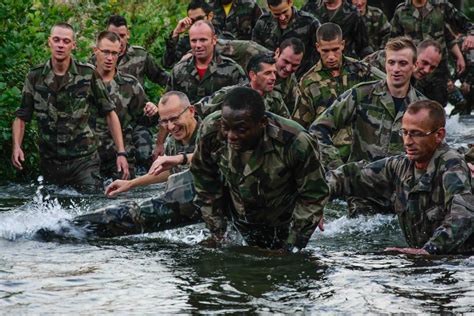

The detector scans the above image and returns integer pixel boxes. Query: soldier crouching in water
[36,91,200,238]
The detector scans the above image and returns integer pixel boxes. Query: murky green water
[1,116,473,313]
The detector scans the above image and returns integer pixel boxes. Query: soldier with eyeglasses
[327,100,474,255]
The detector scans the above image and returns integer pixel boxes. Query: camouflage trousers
[39,152,101,192]
[132,125,154,171]
[72,170,201,237]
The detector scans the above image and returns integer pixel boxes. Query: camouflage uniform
[274,73,298,115]
[209,0,262,40]
[302,0,372,58]
[95,71,149,179]
[216,38,270,70]
[162,33,192,69]
[327,143,474,254]
[450,36,474,116]
[252,7,320,77]
[362,5,391,50]
[16,58,115,190]
[390,0,474,106]
[310,79,426,169]
[191,111,329,249]
[195,83,290,118]
[167,52,248,103]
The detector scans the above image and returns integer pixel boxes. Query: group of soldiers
[13,0,474,255]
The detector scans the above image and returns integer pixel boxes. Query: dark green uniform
[362,5,391,50]
[327,143,474,254]
[16,58,115,190]
[191,111,329,249]
[274,73,299,115]
[216,38,270,70]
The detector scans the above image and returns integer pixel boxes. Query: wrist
[116,151,128,158]
[179,152,188,165]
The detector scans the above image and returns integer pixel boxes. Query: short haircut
[190,19,215,35]
[51,22,76,39]
[267,0,287,7]
[385,36,417,63]
[222,87,265,122]
[405,100,446,129]
[279,37,305,55]
[96,31,121,45]
[107,15,128,28]
[188,0,212,15]
[316,22,342,42]
[159,91,191,109]
[417,39,442,56]
[247,53,275,74]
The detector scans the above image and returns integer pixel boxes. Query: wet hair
[385,36,417,63]
[188,0,212,15]
[107,15,128,28]
[96,31,121,45]
[316,22,342,42]
[51,22,76,39]
[246,53,275,74]
[190,19,215,35]
[267,0,288,7]
[279,37,305,55]
[406,100,446,129]
[222,87,265,122]
[159,91,191,109]
[417,39,442,56]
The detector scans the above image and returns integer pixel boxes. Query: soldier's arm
[251,19,266,46]
[144,52,170,86]
[389,11,404,38]
[292,78,320,129]
[353,15,373,58]
[162,32,180,69]
[286,132,329,249]
[377,13,391,50]
[444,1,474,36]
[271,92,290,118]
[106,111,130,180]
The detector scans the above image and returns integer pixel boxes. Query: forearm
[130,171,170,188]
[12,118,25,149]
[450,44,464,62]
[106,111,125,152]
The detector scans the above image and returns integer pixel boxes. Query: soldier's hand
[317,218,324,232]
[384,247,429,255]
[199,235,223,248]
[148,155,181,176]
[173,17,193,37]
[461,82,471,94]
[456,55,466,75]
[462,35,474,51]
[144,102,158,117]
[12,146,25,170]
[116,156,130,180]
[152,144,165,160]
[105,179,132,197]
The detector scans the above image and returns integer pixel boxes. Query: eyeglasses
[398,128,440,138]
[97,48,120,57]
[159,106,189,126]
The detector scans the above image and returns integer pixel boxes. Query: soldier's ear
[207,12,214,21]
[274,48,281,58]
[435,127,446,144]
[340,39,345,49]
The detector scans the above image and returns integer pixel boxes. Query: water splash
[321,214,397,237]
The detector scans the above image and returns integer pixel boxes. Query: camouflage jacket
[216,38,270,70]
[274,73,298,115]
[327,143,474,254]
[166,52,248,104]
[194,82,290,118]
[294,56,385,129]
[162,33,191,69]
[362,49,386,73]
[16,58,115,160]
[90,45,169,86]
[363,5,391,51]
[310,79,426,168]
[96,71,148,162]
[164,120,200,174]
[191,111,329,248]
[391,0,474,71]
[209,0,262,40]
[301,0,372,58]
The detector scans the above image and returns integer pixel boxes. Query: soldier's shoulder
[266,112,306,144]
[300,64,323,84]
[172,57,193,72]
[394,1,410,12]
[127,45,148,57]
[345,56,372,72]
[352,79,381,94]
[119,72,141,84]
[200,111,222,137]
[367,5,385,15]
[75,60,97,74]
[296,9,318,22]
[29,62,47,74]
[257,12,273,21]
[218,55,245,71]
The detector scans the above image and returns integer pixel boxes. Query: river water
[1,116,473,313]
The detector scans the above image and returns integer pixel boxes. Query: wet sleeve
[145,52,170,86]
[286,132,330,248]
[16,74,35,122]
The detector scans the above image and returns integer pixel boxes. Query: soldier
[450,34,474,116]
[195,53,290,118]
[209,0,262,40]
[302,0,372,58]
[216,38,270,70]
[38,91,201,238]
[390,0,474,106]
[273,37,305,114]
[327,100,474,255]
[310,37,426,169]
[94,31,151,180]
[352,0,391,50]
[252,0,320,77]
[11,23,128,191]
[191,87,329,251]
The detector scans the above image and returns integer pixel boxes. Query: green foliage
[0,0,188,183]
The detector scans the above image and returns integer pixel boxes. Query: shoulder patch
[76,61,96,70]
[120,73,139,83]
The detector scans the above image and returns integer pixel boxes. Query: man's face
[274,46,303,78]
[221,106,265,151]
[401,109,444,167]
[250,62,277,93]
[351,0,367,15]
[385,48,415,88]
[94,38,121,73]
[158,95,196,142]
[317,38,345,70]
[414,46,441,80]
[188,8,208,23]
[107,24,130,55]
[48,26,76,62]
[189,23,217,62]
[268,0,293,29]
